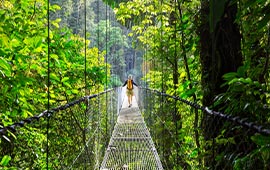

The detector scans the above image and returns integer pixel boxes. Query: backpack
[127,79,133,90]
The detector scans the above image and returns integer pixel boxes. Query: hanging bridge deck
[100,96,163,169]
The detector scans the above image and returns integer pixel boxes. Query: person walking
[122,75,138,107]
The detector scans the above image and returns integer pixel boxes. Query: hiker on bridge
[122,75,138,107]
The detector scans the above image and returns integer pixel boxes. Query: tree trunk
[199,0,242,167]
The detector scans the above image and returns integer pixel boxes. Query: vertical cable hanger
[173,0,179,166]
[105,1,109,145]
[105,0,108,135]
[210,0,216,168]
[84,0,87,96]
[151,0,156,139]
[46,0,50,169]
[145,0,150,124]
[110,7,115,137]
[146,3,151,124]
[160,0,165,161]
[145,9,148,90]
[145,36,148,109]
[83,0,88,168]
[95,0,101,168]
[111,8,116,130]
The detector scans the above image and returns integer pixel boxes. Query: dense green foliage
[0,0,107,124]
[1,0,270,169]
[0,0,113,168]
[114,0,270,169]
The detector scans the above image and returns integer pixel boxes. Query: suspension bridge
[1,86,269,169]
[1,0,270,169]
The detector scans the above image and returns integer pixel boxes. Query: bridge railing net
[0,88,122,169]
[137,88,270,170]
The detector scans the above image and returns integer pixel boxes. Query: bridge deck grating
[100,98,163,170]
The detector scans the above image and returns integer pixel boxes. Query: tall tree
[200,0,242,109]
[199,0,242,167]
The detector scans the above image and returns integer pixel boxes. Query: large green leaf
[0,57,11,77]
[1,155,11,166]
[257,6,270,30]
[251,134,270,146]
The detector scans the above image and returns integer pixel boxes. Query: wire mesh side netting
[137,88,181,170]
[138,88,270,170]
[0,88,121,169]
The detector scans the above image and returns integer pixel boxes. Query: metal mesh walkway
[100,97,163,169]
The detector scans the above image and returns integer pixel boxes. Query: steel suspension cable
[144,88,270,136]
[0,90,113,136]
